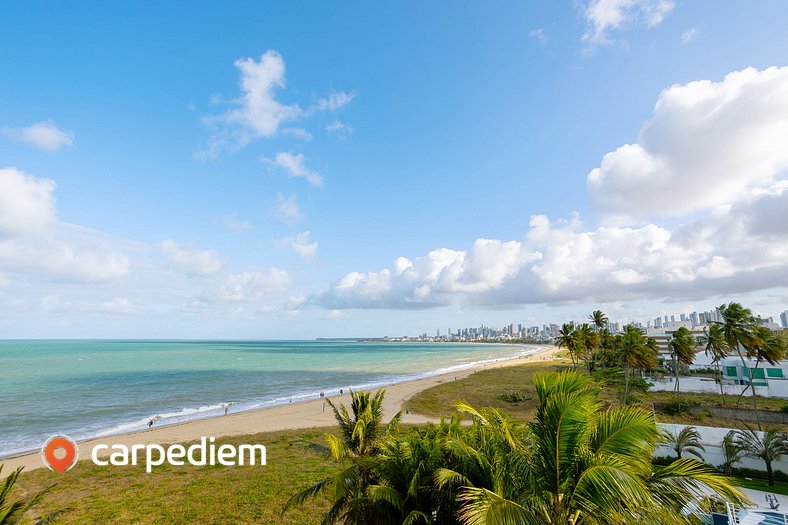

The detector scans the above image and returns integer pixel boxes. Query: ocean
[0,340,537,457]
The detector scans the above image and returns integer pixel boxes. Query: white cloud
[160,240,223,276]
[529,28,548,46]
[262,152,324,187]
[582,0,674,44]
[587,66,788,219]
[199,50,354,157]
[103,297,138,313]
[275,230,318,260]
[202,268,291,303]
[325,120,354,138]
[273,193,304,224]
[2,121,74,151]
[0,168,130,282]
[681,27,699,45]
[0,168,57,238]
[317,181,788,309]
[218,213,252,231]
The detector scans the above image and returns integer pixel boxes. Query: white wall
[656,423,788,473]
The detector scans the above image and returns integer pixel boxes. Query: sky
[1,1,787,338]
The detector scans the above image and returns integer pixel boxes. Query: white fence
[656,423,788,473]
[650,376,788,399]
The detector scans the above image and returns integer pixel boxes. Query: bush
[780,404,788,414]
[730,466,788,483]
[497,391,531,403]
[628,377,654,394]
[653,455,677,466]
[662,400,695,415]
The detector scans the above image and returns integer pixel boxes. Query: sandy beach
[3,345,558,474]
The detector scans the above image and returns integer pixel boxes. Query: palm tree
[703,324,729,405]
[732,426,788,486]
[283,389,402,524]
[720,431,745,477]
[718,303,762,427]
[662,426,705,460]
[577,323,600,373]
[619,325,657,404]
[0,465,52,525]
[668,327,697,398]
[740,327,788,429]
[555,323,579,368]
[437,370,748,525]
[589,310,608,331]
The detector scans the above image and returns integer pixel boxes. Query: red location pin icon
[42,435,79,473]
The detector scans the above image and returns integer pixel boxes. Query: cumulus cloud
[272,193,304,223]
[263,152,324,187]
[160,240,223,276]
[199,50,354,157]
[201,268,291,303]
[0,168,57,238]
[317,180,788,310]
[587,66,788,219]
[275,230,318,260]
[0,168,130,282]
[2,121,74,151]
[582,0,674,44]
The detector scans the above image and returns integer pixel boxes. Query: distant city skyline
[1,2,788,338]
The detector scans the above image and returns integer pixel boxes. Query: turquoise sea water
[0,340,536,457]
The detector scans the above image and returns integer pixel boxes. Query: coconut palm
[662,426,705,460]
[589,310,608,331]
[668,327,697,398]
[283,389,402,524]
[720,431,745,477]
[732,426,788,486]
[718,303,762,425]
[739,327,788,429]
[0,465,53,525]
[619,325,657,404]
[436,370,748,525]
[577,323,600,373]
[702,324,729,405]
[555,323,579,368]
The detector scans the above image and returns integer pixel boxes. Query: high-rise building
[781,310,788,329]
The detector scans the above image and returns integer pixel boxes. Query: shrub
[730,466,788,483]
[497,391,531,403]
[662,400,694,415]
[780,404,788,414]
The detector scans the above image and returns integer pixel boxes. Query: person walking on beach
[148,418,154,429]
[224,405,229,416]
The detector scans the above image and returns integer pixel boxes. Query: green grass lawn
[11,429,339,524]
[408,357,788,431]
[735,477,788,496]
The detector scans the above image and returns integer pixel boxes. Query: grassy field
[10,429,338,524]
[408,357,788,430]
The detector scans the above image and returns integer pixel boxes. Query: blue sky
[1,1,788,338]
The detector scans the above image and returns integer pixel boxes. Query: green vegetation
[734,477,788,496]
[9,429,338,524]
[287,370,748,525]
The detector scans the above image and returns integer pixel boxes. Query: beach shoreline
[2,344,557,474]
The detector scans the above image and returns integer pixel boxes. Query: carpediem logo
[42,434,79,473]
[41,435,266,473]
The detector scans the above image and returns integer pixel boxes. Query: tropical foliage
[0,465,52,525]
[732,426,788,486]
[662,426,705,460]
[287,373,749,524]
